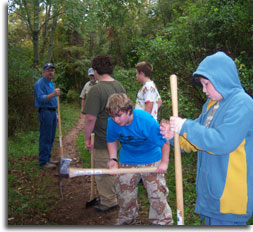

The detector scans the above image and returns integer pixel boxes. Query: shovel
[86,133,99,207]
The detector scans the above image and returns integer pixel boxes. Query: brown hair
[91,54,114,75]
[106,93,133,116]
[135,61,153,77]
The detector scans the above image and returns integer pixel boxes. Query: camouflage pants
[115,161,173,225]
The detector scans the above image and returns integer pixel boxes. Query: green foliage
[248,217,253,225]
[8,44,39,136]
[132,0,253,120]
[113,67,142,103]
[66,89,80,103]
[8,0,253,136]
[53,46,91,99]
[235,55,253,97]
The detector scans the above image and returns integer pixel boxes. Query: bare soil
[45,114,150,226]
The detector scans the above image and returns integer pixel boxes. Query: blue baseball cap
[43,62,55,70]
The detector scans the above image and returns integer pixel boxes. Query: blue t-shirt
[34,77,57,108]
[106,109,166,165]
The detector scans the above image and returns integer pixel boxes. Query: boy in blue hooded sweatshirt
[160,51,253,225]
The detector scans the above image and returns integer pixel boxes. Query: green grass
[76,132,91,168]
[8,102,80,225]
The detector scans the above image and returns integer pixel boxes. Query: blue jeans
[200,215,247,225]
[38,110,57,166]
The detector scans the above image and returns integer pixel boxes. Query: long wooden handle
[69,167,157,178]
[90,133,95,200]
[57,96,64,158]
[170,74,184,225]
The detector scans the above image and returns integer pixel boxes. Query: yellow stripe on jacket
[220,139,248,214]
[180,133,198,153]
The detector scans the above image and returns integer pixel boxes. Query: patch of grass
[76,132,91,168]
[247,216,253,225]
[8,102,80,225]
[56,102,80,138]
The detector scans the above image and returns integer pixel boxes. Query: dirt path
[46,114,149,225]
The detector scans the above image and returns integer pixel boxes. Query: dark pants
[200,215,247,225]
[38,110,57,166]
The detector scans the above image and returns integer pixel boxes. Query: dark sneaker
[41,162,56,169]
[49,160,59,165]
[93,203,118,212]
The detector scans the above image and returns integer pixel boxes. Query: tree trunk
[32,31,39,69]
[40,5,51,56]
[47,7,59,61]
[33,0,40,68]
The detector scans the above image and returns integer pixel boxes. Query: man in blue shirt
[34,62,60,168]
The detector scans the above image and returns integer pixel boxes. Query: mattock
[59,158,157,177]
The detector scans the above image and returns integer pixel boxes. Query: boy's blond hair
[106,93,133,116]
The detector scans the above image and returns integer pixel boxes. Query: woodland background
[8,0,253,136]
[7,0,253,226]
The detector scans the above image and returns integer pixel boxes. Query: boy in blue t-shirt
[106,93,173,225]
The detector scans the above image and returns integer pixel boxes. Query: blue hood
[193,51,243,99]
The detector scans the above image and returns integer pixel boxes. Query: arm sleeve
[106,118,119,142]
[80,82,90,99]
[181,103,253,154]
[145,118,167,147]
[34,82,47,104]
[80,86,86,98]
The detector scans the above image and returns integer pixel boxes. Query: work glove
[169,116,186,134]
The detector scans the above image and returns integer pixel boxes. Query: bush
[235,55,253,97]
[8,45,39,136]
[66,89,80,103]
[113,67,141,103]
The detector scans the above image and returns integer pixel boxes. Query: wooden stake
[170,74,184,225]
[90,133,95,200]
[57,96,64,158]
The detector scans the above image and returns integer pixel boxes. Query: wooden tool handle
[90,133,95,200]
[57,96,64,157]
[170,74,184,225]
[69,167,157,178]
